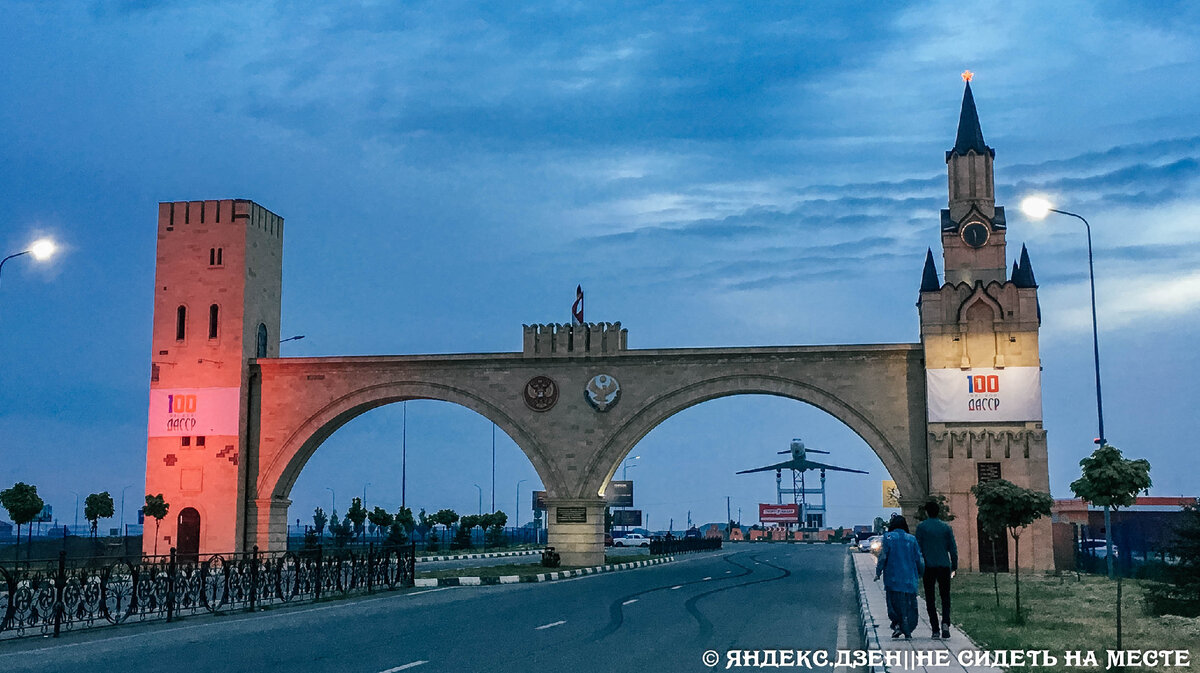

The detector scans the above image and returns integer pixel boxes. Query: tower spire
[1012,243,1039,288]
[920,248,940,292]
[947,80,994,160]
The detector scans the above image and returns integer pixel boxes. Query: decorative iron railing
[0,543,415,640]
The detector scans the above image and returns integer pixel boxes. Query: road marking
[670,585,682,590]
[702,576,712,581]
[725,570,731,574]
[380,662,428,672]
[535,620,566,630]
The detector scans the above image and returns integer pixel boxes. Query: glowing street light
[1020,196,1106,446]
[1,238,58,292]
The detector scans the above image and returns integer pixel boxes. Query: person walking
[915,500,958,639]
[874,514,924,639]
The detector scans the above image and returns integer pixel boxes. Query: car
[867,535,884,555]
[604,533,614,547]
[684,527,702,539]
[856,535,876,553]
[613,533,650,547]
[1080,539,1119,559]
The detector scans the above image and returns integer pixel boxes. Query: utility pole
[726,496,732,540]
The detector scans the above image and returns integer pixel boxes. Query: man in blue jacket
[874,514,924,639]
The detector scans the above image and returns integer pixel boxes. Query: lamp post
[490,423,496,513]
[325,487,336,515]
[120,484,133,554]
[1,239,57,318]
[516,479,527,529]
[1020,196,1107,446]
[622,455,640,481]
[473,484,482,516]
[279,335,305,344]
[70,491,80,535]
[363,482,371,510]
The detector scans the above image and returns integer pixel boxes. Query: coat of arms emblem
[524,375,559,412]
[585,374,621,412]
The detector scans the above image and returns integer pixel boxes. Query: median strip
[411,555,677,587]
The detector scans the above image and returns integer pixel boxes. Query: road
[417,545,647,572]
[0,545,861,673]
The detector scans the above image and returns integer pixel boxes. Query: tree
[1146,498,1200,617]
[346,497,368,542]
[431,509,459,549]
[915,494,956,522]
[455,514,478,549]
[84,492,115,538]
[328,509,353,548]
[143,494,170,556]
[1,482,44,562]
[486,510,508,547]
[1070,443,1152,649]
[394,506,415,537]
[312,507,328,537]
[971,479,1053,622]
[368,507,393,540]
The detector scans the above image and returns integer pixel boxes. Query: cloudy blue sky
[2,1,1197,533]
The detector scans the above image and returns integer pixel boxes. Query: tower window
[196,436,206,447]
[181,436,191,447]
[217,248,223,265]
[256,323,268,358]
[208,304,219,339]
[176,306,187,341]
[208,247,224,267]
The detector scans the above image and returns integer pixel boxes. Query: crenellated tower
[144,200,283,557]
[918,75,1053,571]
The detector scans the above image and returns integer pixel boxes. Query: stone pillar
[546,497,606,567]
[897,497,927,529]
[248,497,291,553]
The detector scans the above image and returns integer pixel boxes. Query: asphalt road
[0,545,861,673]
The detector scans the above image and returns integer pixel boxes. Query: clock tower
[918,74,1053,571]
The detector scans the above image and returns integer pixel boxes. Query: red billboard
[759,503,799,523]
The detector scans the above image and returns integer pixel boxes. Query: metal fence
[650,537,722,555]
[0,543,415,640]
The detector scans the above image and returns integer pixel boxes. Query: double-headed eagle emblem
[585,374,621,412]
[523,375,559,412]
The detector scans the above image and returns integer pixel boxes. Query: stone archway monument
[144,79,1053,570]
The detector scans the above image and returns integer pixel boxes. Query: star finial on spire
[961,70,974,83]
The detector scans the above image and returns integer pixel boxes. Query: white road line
[380,662,428,673]
[670,585,682,590]
[725,570,731,574]
[535,620,566,630]
[622,599,638,605]
[702,576,712,581]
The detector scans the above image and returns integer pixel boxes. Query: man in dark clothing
[914,501,958,639]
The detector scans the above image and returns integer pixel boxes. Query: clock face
[961,221,989,248]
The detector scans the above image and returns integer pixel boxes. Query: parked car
[613,533,650,547]
[1080,538,1119,559]
[866,535,883,555]
[684,527,702,539]
[604,533,614,547]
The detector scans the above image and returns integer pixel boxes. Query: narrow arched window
[208,304,219,339]
[209,248,215,265]
[256,323,268,358]
[216,248,223,265]
[176,306,187,341]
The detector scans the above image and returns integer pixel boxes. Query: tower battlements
[158,199,283,238]
[522,322,627,356]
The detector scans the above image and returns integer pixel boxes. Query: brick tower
[144,200,283,556]
[918,77,1053,570]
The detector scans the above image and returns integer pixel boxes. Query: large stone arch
[581,373,926,505]
[260,380,558,501]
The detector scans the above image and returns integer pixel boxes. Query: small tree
[84,492,115,538]
[971,479,1052,622]
[487,510,508,547]
[368,507,393,541]
[346,497,368,542]
[455,514,478,549]
[1070,443,1152,649]
[143,494,170,556]
[914,494,956,522]
[1,482,44,562]
[328,509,353,548]
[312,507,328,538]
[395,506,415,538]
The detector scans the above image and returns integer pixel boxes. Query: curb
[416,549,541,563]
[413,555,675,587]
[851,551,887,673]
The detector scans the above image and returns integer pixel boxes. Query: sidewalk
[853,553,1000,673]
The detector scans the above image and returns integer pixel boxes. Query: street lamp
[363,482,371,510]
[622,455,640,481]
[279,335,305,344]
[325,487,336,515]
[70,491,80,535]
[473,483,482,516]
[1020,196,1107,446]
[516,479,527,529]
[1,238,57,295]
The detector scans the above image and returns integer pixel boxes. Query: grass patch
[952,571,1200,672]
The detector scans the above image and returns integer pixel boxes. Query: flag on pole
[572,285,584,324]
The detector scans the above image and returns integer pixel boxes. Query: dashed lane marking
[535,620,566,630]
[380,662,428,672]
[670,585,683,590]
[622,599,638,605]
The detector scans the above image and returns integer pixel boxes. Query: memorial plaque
[555,506,588,524]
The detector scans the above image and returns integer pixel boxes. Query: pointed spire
[1011,260,1020,282]
[920,248,940,292]
[1012,244,1038,288]
[947,81,994,160]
